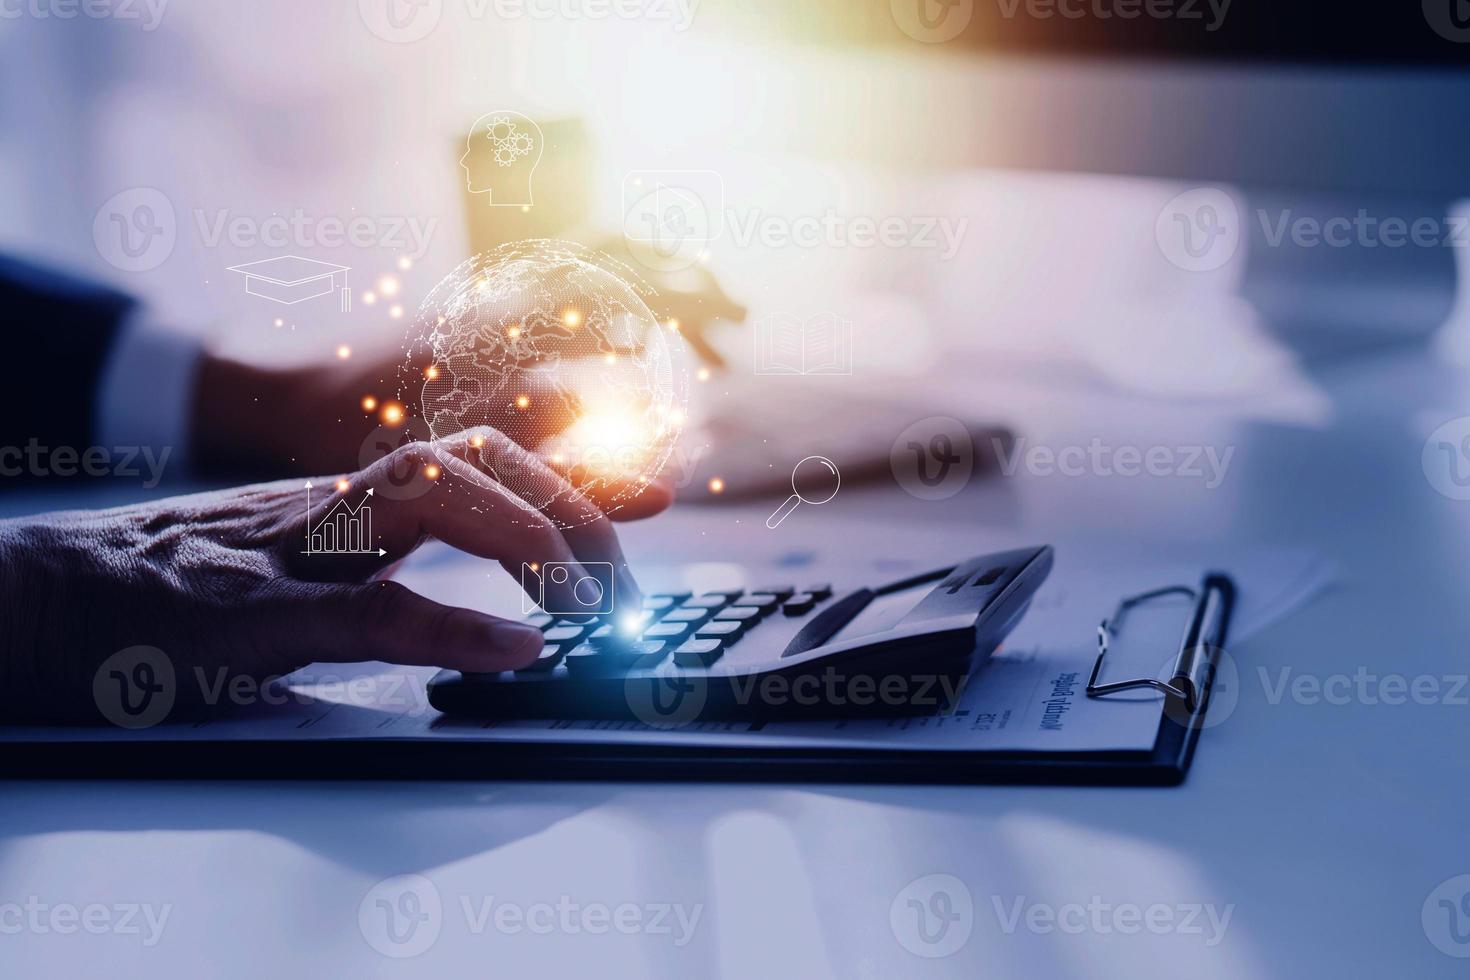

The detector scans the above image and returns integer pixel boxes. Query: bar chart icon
[304,483,385,556]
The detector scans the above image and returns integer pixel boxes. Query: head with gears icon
[460,110,544,207]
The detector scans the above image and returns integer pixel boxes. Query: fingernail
[485,621,544,667]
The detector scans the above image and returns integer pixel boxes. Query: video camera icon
[521,561,615,617]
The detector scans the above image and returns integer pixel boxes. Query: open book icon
[754,312,853,375]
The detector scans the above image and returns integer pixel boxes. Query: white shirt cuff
[95,310,204,475]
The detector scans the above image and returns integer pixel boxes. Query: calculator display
[828,584,930,644]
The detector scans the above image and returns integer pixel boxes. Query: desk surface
[2,345,1467,978]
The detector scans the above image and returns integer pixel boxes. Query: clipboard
[0,572,1237,786]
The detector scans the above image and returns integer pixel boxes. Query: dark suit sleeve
[1,255,138,453]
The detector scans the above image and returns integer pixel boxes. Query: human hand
[0,429,670,724]
[190,259,745,480]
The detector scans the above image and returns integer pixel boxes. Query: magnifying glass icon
[766,455,841,529]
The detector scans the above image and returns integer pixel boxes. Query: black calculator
[426,545,1053,722]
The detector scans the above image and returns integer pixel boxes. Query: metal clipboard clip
[1086,574,1236,716]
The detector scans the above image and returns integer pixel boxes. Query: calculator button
[623,640,670,669]
[782,594,817,616]
[642,595,678,612]
[561,643,610,673]
[713,606,763,624]
[755,585,796,600]
[614,641,669,671]
[525,613,555,628]
[544,624,591,643]
[673,639,725,667]
[588,624,622,645]
[662,607,712,625]
[515,644,565,673]
[805,583,833,600]
[682,595,729,609]
[695,620,744,641]
[735,592,782,613]
[650,592,692,604]
[563,641,666,674]
[644,621,693,641]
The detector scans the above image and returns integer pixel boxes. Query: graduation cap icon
[228,255,352,312]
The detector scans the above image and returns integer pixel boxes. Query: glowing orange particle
[697,367,711,381]
[337,345,352,360]
[708,477,725,494]
[667,318,680,331]
[507,326,522,339]
[361,395,378,412]
[528,562,540,572]
[515,394,531,410]
[380,402,405,426]
[423,464,441,480]
[562,309,582,327]
[424,365,440,380]
[470,434,486,448]
[397,256,412,271]
[335,479,351,493]
[389,305,403,319]
[362,292,377,305]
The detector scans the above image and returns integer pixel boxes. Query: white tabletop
[2,344,1467,978]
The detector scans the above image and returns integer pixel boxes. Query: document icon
[754,312,853,376]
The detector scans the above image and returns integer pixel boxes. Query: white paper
[0,519,1332,756]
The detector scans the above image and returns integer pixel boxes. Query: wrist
[191,356,370,478]
[191,356,295,476]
